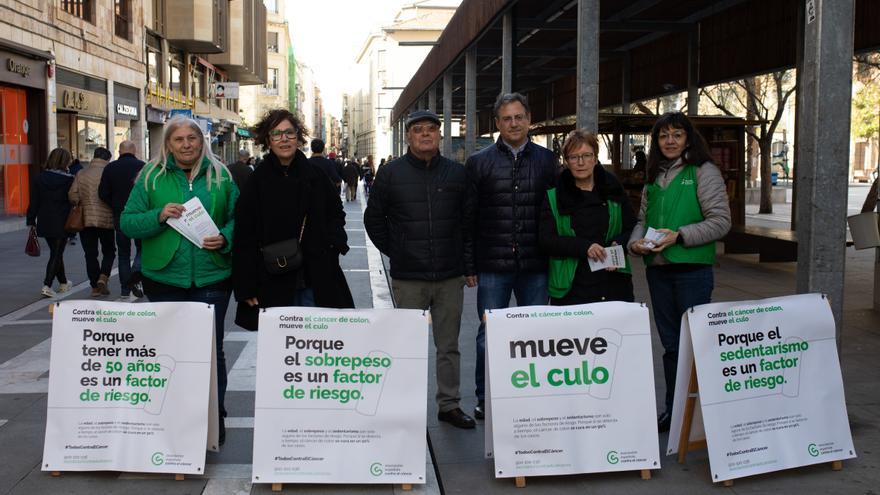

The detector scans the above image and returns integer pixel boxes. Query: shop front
[0,40,51,217]
[113,83,140,150]
[56,68,108,163]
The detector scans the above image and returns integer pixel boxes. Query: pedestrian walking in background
[628,112,731,433]
[26,148,76,298]
[69,147,116,297]
[539,130,636,305]
[233,109,353,331]
[465,92,558,420]
[121,116,238,445]
[99,140,146,299]
[343,158,360,201]
[362,154,375,196]
[365,110,477,430]
[228,149,254,190]
[308,138,342,189]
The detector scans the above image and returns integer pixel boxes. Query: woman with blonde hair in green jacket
[121,116,238,445]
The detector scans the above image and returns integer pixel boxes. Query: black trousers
[43,236,68,287]
[79,227,116,287]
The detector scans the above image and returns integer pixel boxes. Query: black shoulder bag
[261,216,307,275]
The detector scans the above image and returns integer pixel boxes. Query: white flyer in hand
[166,197,220,248]
[643,227,667,249]
[587,244,626,271]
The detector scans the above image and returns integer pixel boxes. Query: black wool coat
[232,150,353,330]
[27,170,74,238]
[538,166,636,305]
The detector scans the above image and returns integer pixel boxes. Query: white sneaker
[57,280,74,293]
[41,285,56,298]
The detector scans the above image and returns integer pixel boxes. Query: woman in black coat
[27,148,75,298]
[232,109,354,330]
[539,130,636,305]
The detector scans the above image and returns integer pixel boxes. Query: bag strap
[862,176,880,213]
[299,215,307,242]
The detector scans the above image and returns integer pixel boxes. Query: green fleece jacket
[121,155,238,288]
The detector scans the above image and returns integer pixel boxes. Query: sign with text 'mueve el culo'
[43,301,216,474]
[668,293,856,482]
[486,302,660,478]
[252,308,428,485]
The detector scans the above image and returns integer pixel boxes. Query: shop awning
[236,128,252,138]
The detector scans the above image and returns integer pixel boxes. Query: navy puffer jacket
[364,151,475,281]
[465,138,558,273]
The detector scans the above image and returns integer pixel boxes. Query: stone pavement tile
[427,425,484,464]
[0,324,50,369]
[0,393,43,419]
[224,391,256,419]
[0,395,48,494]
[9,470,207,495]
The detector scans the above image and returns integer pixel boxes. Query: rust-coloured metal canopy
[392,0,880,134]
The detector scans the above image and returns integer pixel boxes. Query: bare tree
[702,71,796,214]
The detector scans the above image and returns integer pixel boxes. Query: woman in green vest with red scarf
[121,116,238,445]
[539,130,636,305]
[628,112,731,433]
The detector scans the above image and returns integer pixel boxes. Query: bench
[723,225,854,262]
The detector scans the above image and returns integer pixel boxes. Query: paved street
[0,184,877,494]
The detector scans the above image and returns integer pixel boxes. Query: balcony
[164,0,229,54]
[207,0,267,85]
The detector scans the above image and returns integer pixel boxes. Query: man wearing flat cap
[364,110,477,429]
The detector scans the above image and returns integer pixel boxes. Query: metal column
[442,72,453,157]
[428,84,436,113]
[392,118,400,158]
[501,12,513,94]
[687,29,700,116]
[621,52,632,168]
[794,0,855,340]
[465,47,477,158]
[575,0,600,132]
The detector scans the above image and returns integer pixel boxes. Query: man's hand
[245,297,259,307]
[465,275,478,288]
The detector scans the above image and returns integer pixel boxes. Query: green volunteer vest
[644,164,715,265]
[546,188,631,299]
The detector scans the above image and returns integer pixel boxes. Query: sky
[285,0,410,118]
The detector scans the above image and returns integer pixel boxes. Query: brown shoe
[90,287,102,297]
[97,274,110,295]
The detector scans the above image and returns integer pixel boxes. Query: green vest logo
[151,452,165,466]
[808,443,820,457]
[606,451,619,464]
[370,462,383,476]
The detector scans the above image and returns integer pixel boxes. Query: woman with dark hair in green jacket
[121,116,238,445]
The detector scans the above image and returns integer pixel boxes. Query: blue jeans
[114,213,141,295]
[292,287,315,307]
[146,285,231,418]
[646,265,714,415]
[475,271,548,401]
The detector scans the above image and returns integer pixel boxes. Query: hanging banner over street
[42,301,216,474]
[668,293,856,482]
[486,302,660,478]
[252,308,428,485]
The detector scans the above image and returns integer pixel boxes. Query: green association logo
[370,462,383,476]
[808,444,820,457]
[151,452,165,466]
[606,451,619,464]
